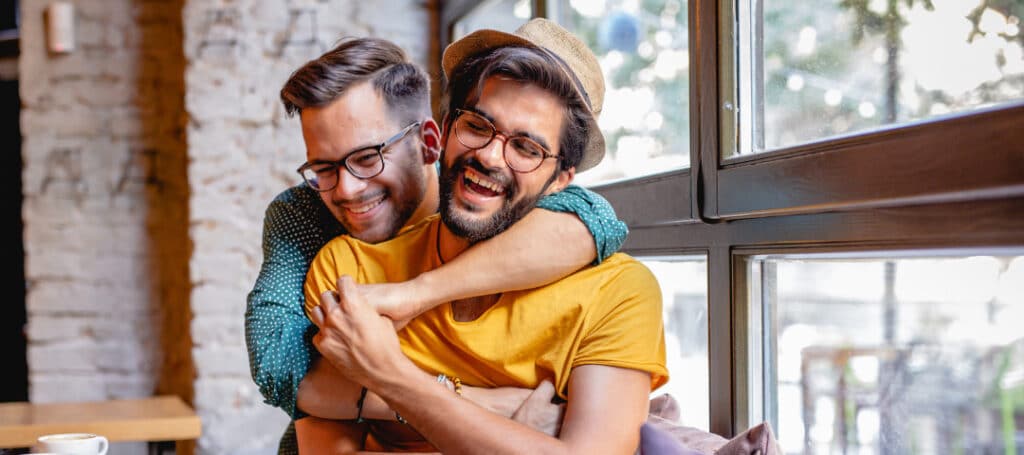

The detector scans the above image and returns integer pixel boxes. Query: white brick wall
[20,1,191,455]
[21,0,434,453]
[183,1,431,453]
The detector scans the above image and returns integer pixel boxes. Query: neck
[404,166,440,229]
[437,223,471,265]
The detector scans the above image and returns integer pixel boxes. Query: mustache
[453,156,513,189]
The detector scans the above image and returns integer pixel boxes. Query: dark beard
[439,155,554,244]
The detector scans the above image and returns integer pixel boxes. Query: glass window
[732,0,1024,157]
[752,253,1024,454]
[452,0,533,40]
[548,0,691,185]
[641,256,709,430]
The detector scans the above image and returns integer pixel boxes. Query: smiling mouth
[463,167,505,197]
[344,195,385,214]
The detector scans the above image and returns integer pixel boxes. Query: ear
[419,118,441,165]
[544,166,575,195]
[439,115,452,146]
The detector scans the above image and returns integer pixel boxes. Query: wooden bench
[0,396,200,454]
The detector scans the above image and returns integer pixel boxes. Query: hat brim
[442,29,606,173]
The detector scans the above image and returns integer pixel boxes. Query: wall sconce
[46,2,74,54]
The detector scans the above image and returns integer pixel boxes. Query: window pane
[549,0,690,185]
[452,0,533,40]
[756,254,1024,454]
[733,0,1024,157]
[641,256,708,430]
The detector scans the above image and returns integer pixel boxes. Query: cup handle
[97,436,109,455]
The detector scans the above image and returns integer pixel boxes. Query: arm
[301,247,560,426]
[300,351,562,433]
[372,185,629,321]
[313,277,651,455]
[299,356,548,421]
[294,417,367,454]
[246,192,327,419]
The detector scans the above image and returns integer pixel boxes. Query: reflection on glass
[549,0,690,185]
[734,0,1024,156]
[757,254,1024,454]
[641,257,708,430]
[453,0,533,40]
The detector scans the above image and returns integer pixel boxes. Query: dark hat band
[538,47,592,111]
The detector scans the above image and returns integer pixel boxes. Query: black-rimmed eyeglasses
[297,121,421,192]
[452,109,561,173]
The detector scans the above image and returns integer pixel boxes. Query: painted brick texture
[183,1,431,453]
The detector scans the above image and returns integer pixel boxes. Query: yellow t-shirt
[304,215,669,399]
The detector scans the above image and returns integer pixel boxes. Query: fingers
[335,275,360,313]
[310,304,325,328]
[320,288,340,311]
[530,379,556,403]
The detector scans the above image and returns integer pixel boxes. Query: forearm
[298,357,526,421]
[295,416,366,454]
[373,363,570,455]
[409,209,595,312]
[296,358,396,421]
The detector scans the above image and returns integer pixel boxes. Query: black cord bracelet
[355,387,368,423]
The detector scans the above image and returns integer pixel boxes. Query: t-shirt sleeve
[572,261,669,391]
[535,184,628,265]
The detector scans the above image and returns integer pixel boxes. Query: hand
[353,281,424,328]
[461,385,532,418]
[511,380,565,437]
[310,275,407,387]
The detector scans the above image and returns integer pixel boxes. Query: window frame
[441,0,1024,438]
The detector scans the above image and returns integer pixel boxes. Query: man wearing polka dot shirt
[246,37,628,454]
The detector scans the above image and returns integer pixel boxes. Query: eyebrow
[470,107,553,152]
[308,140,384,165]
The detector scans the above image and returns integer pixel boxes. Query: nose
[474,134,508,170]
[332,167,369,201]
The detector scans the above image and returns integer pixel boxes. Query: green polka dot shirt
[245,183,628,454]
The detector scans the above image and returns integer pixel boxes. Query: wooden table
[0,396,200,454]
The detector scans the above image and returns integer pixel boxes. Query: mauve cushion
[640,422,704,455]
[641,394,783,454]
[715,421,783,455]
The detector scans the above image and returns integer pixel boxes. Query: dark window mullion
[708,246,735,437]
[692,0,723,221]
[716,102,1024,219]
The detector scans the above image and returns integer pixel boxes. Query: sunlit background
[764,254,1024,454]
[746,0,1024,154]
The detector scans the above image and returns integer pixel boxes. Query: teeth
[464,168,504,194]
[348,197,383,214]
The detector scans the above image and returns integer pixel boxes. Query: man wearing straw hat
[304,19,668,453]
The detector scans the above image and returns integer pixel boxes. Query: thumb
[530,379,556,403]
[516,379,556,416]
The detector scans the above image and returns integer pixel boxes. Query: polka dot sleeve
[245,185,343,425]
[535,184,629,264]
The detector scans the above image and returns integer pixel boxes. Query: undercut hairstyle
[442,46,590,170]
[281,37,431,125]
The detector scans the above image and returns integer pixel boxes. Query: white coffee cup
[34,433,109,455]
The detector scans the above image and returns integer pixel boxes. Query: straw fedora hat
[442,18,606,172]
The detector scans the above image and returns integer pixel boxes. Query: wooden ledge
[0,396,201,448]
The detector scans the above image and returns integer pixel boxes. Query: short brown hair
[281,37,430,124]
[441,46,589,171]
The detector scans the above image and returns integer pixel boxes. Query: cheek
[318,192,332,206]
